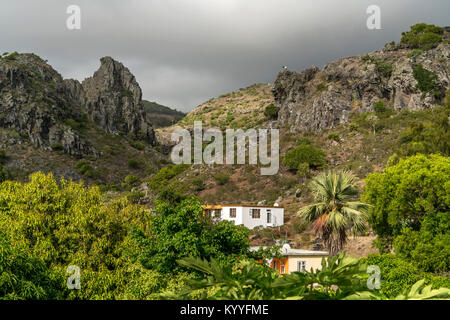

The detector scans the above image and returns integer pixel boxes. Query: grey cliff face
[274,38,449,132]
[82,57,156,145]
[0,53,90,156]
[0,54,157,157]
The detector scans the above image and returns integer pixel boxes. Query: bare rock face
[0,53,91,156]
[274,36,450,132]
[82,57,156,144]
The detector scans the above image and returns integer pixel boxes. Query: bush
[407,49,423,59]
[282,144,327,171]
[264,104,278,119]
[122,175,138,190]
[401,23,444,50]
[127,191,144,204]
[413,64,439,95]
[373,101,387,113]
[50,142,64,151]
[148,164,189,190]
[130,141,145,151]
[316,82,328,92]
[75,161,100,178]
[214,173,230,185]
[327,133,340,142]
[0,150,7,164]
[127,159,141,169]
[191,177,205,191]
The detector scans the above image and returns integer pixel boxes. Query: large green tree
[129,196,251,274]
[363,154,450,259]
[297,171,370,256]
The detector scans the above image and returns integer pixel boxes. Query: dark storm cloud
[1,0,449,112]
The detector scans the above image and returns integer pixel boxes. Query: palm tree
[297,170,370,256]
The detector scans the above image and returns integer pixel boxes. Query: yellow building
[250,243,328,274]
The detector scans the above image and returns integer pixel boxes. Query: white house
[202,204,284,229]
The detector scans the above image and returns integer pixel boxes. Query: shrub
[401,23,444,50]
[413,64,439,95]
[327,133,340,142]
[407,49,423,59]
[50,142,64,152]
[316,82,328,92]
[214,173,230,185]
[282,144,327,171]
[148,164,189,190]
[373,101,387,113]
[75,161,99,178]
[349,124,358,132]
[0,149,6,164]
[127,159,141,169]
[130,141,145,151]
[123,175,138,189]
[264,104,278,119]
[296,162,310,178]
[127,191,144,204]
[296,138,312,145]
[191,177,205,191]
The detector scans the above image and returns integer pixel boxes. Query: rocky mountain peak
[273,31,450,132]
[82,57,156,144]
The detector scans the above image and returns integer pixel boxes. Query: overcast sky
[1,0,449,112]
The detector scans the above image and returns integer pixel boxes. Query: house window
[204,209,212,219]
[298,261,306,272]
[272,261,278,271]
[280,260,285,274]
[230,208,236,218]
[213,209,222,218]
[251,209,261,219]
[267,209,272,223]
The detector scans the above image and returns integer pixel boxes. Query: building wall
[207,205,284,229]
[241,207,284,229]
[287,256,327,273]
[221,206,244,226]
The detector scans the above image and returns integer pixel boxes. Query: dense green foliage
[401,23,444,50]
[0,173,251,299]
[166,253,450,300]
[362,254,450,297]
[363,154,450,270]
[128,197,250,274]
[282,144,327,171]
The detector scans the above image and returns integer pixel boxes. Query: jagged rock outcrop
[0,54,157,156]
[0,53,91,156]
[274,31,450,132]
[82,57,156,144]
